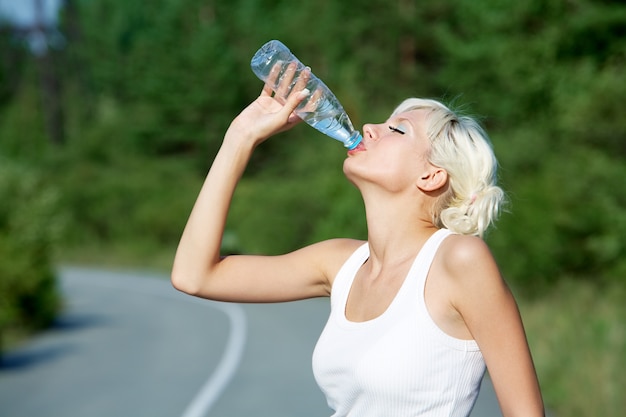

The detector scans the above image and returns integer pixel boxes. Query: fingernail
[299,88,310,98]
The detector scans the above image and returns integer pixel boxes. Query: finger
[309,88,323,110]
[292,66,310,92]
[275,62,297,102]
[266,62,282,93]
[261,83,273,97]
[299,86,323,114]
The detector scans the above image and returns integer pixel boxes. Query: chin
[342,161,365,188]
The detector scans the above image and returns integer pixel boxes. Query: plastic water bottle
[250,40,362,150]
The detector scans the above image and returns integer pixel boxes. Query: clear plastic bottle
[250,40,362,150]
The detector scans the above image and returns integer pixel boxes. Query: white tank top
[312,229,486,417]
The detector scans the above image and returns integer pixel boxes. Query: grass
[518,279,626,417]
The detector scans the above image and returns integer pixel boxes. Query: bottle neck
[344,132,362,150]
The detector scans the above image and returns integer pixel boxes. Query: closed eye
[388,125,406,134]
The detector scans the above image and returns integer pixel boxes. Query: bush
[0,157,64,353]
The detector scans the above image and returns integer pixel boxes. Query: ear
[417,166,448,192]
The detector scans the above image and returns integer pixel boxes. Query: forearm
[171,137,254,295]
[171,84,308,295]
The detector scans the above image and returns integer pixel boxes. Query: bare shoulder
[306,238,365,283]
[438,234,496,270]
[435,233,508,299]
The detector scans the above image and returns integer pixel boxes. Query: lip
[347,141,366,155]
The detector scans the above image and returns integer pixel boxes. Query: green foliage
[0,70,49,159]
[521,280,626,417]
[70,0,249,159]
[0,29,28,110]
[229,135,366,255]
[0,158,64,351]
[492,147,626,292]
[46,147,202,254]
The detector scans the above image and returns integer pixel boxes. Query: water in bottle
[250,40,362,150]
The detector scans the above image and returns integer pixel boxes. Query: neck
[361,187,438,268]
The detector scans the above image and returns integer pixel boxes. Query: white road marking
[60,268,248,417]
[179,298,247,417]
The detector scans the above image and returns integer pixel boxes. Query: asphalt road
[0,267,505,417]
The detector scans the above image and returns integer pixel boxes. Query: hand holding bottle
[251,40,362,149]
[225,62,311,148]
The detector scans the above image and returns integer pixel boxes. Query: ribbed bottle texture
[250,40,362,150]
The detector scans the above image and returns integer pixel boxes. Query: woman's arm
[171,75,360,302]
[445,236,545,417]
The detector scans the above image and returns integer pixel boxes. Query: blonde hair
[392,98,505,237]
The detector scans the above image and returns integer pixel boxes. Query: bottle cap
[345,132,362,150]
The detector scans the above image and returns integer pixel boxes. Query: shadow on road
[1,313,111,370]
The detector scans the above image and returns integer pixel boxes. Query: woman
[171,78,544,416]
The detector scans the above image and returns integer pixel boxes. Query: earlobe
[417,167,448,192]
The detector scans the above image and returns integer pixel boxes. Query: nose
[362,123,379,142]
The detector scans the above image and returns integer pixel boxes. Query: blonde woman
[172,80,544,416]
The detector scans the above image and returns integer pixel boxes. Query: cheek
[385,150,428,188]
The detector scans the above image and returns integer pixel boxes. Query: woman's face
[343,109,434,193]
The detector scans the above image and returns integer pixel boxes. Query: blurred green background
[1,0,625,415]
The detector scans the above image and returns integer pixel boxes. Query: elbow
[171,256,225,298]
[170,267,202,296]
[170,270,187,293]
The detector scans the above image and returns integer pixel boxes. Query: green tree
[0,159,64,352]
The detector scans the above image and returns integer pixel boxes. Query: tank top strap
[405,228,480,350]
[330,242,369,313]
[400,228,455,308]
